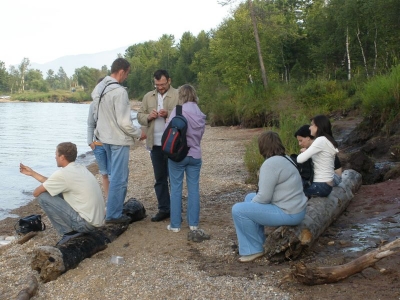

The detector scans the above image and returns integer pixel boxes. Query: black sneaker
[187,229,211,242]
[56,231,83,246]
[105,215,131,224]
[151,211,170,222]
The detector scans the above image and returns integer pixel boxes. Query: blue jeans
[38,192,95,235]
[93,144,109,175]
[168,156,202,229]
[304,182,333,198]
[232,193,306,256]
[103,144,130,220]
[150,146,170,212]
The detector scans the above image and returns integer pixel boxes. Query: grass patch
[10,90,91,102]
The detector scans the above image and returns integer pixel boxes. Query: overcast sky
[1,0,236,68]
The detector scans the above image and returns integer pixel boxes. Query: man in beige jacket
[137,70,179,222]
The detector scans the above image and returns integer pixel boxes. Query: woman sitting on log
[296,115,339,198]
[232,131,307,262]
[294,124,342,187]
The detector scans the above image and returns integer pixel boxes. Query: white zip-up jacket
[297,136,339,183]
[92,76,142,146]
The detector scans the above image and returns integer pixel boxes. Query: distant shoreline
[0,98,142,110]
[0,98,24,103]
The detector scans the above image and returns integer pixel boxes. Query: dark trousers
[150,146,170,212]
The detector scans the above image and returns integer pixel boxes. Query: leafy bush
[295,79,350,113]
[361,65,400,131]
[244,134,265,184]
[243,112,310,183]
[11,90,91,102]
[279,112,310,155]
[201,89,239,126]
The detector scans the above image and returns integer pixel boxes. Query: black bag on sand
[122,198,147,222]
[14,214,46,235]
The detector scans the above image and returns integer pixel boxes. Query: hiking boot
[105,215,131,224]
[56,231,83,246]
[151,211,170,222]
[187,229,210,242]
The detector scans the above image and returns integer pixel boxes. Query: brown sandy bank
[0,123,399,299]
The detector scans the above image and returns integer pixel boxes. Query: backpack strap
[176,104,183,116]
[96,81,120,120]
[282,155,298,169]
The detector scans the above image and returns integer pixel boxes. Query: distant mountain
[30,46,129,77]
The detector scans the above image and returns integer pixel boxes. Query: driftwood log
[31,198,146,282]
[264,169,362,262]
[287,237,400,285]
[16,275,39,300]
[17,232,38,245]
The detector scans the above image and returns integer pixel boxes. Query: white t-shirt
[153,93,166,146]
[43,162,105,226]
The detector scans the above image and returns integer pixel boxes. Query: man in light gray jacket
[92,58,146,224]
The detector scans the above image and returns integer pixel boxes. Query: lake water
[0,102,139,221]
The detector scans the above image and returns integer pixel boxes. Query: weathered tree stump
[286,237,400,285]
[31,198,146,282]
[264,169,362,262]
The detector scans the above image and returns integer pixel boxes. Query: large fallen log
[286,237,400,285]
[264,169,362,262]
[31,198,146,282]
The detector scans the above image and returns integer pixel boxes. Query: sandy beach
[0,119,399,299]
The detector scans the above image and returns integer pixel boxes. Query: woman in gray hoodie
[232,131,307,262]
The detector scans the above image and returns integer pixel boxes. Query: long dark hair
[311,115,338,148]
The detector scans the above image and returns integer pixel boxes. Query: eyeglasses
[154,82,169,88]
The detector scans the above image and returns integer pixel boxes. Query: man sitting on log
[20,142,105,246]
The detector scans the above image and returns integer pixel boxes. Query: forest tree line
[0,0,399,128]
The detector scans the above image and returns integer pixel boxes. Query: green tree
[46,69,56,89]
[173,32,197,85]
[0,61,9,92]
[74,66,102,91]
[18,58,30,92]
[126,41,160,98]
[8,65,20,94]
[25,69,48,91]
[156,34,178,71]
[56,67,69,89]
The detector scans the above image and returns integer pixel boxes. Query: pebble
[0,236,15,246]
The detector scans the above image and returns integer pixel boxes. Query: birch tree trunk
[248,0,268,89]
[356,24,369,78]
[373,26,378,76]
[346,27,351,81]
[18,58,30,92]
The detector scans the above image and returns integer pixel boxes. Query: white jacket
[297,136,339,183]
[92,76,141,146]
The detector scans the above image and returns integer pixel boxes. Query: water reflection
[0,102,139,220]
